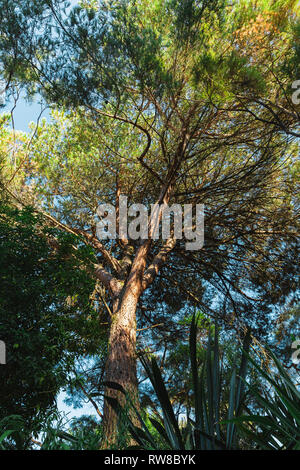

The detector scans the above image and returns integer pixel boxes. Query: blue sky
[3,94,50,132]
[2,0,80,131]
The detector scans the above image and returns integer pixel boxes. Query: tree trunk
[101,280,141,446]
[101,241,151,447]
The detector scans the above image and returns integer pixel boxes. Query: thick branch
[142,237,176,291]
[94,264,123,298]
[73,228,122,275]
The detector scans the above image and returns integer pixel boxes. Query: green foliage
[1,316,299,450]
[36,412,101,450]
[106,314,252,450]
[231,350,300,450]
[0,412,102,450]
[0,415,25,450]
[106,315,300,451]
[0,0,299,449]
[0,0,298,339]
[0,202,102,443]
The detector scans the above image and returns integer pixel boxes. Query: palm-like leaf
[105,313,251,449]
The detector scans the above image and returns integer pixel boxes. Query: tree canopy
[0,0,299,446]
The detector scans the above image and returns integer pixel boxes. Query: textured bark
[101,290,139,446]
[101,241,150,446]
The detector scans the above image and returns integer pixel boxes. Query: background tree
[0,197,106,446]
